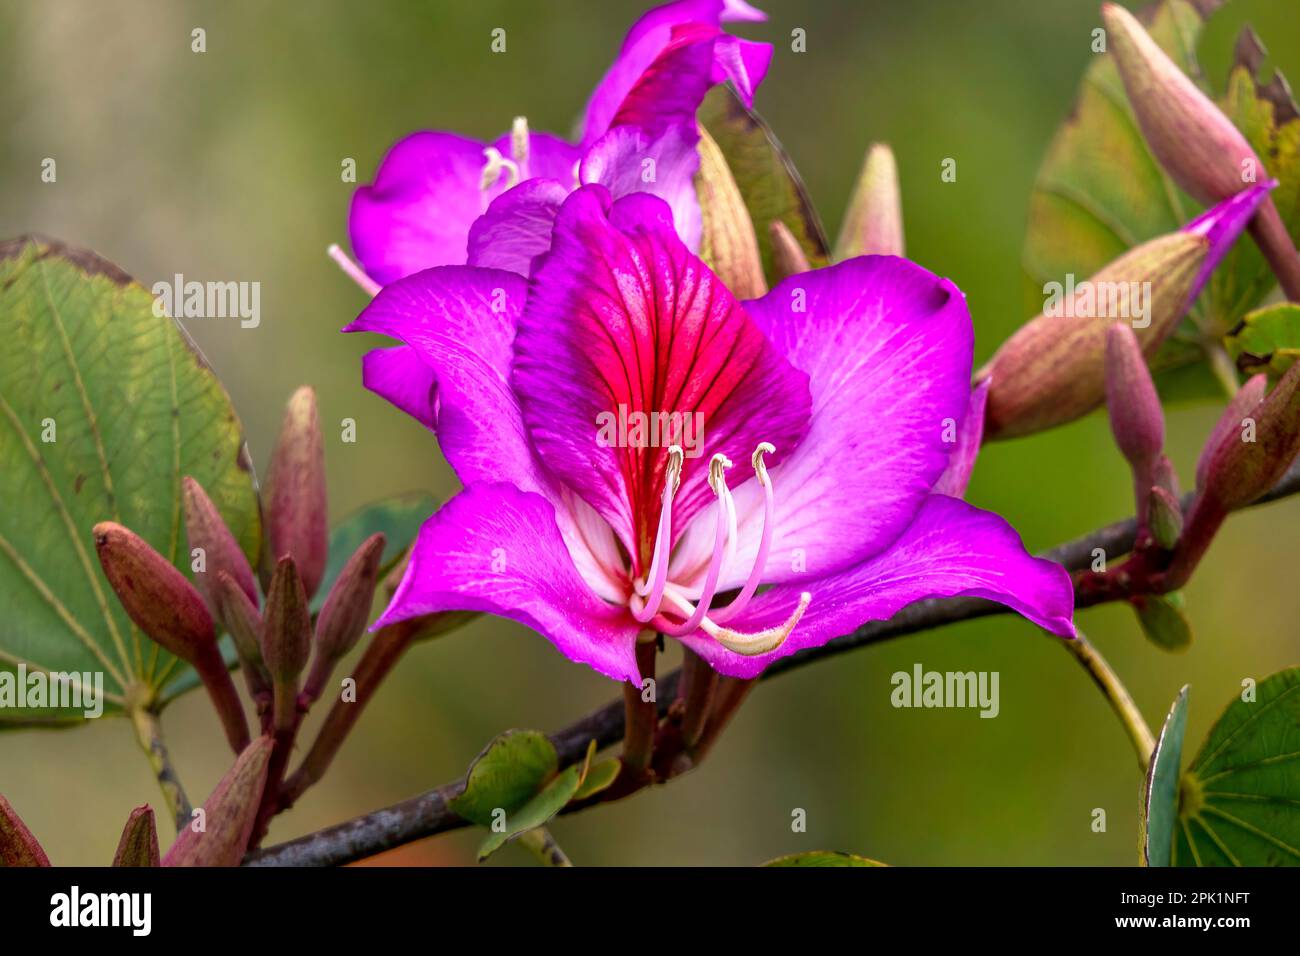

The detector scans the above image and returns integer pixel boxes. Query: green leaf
[698,85,829,280]
[310,491,437,612]
[1020,1,1286,400]
[1175,667,1300,866]
[0,237,259,723]
[1144,685,1189,866]
[1224,302,1300,379]
[449,729,559,827]
[476,760,586,862]
[1133,593,1192,652]
[765,851,888,867]
[571,757,620,802]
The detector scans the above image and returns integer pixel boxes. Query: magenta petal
[377,484,642,682]
[709,35,772,109]
[725,256,974,586]
[349,132,496,285]
[678,494,1076,679]
[581,2,769,148]
[344,266,546,493]
[581,124,702,252]
[1183,181,1275,302]
[361,346,438,430]
[932,378,990,499]
[512,186,810,568]
[467,179,570,275]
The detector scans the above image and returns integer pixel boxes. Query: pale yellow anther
[511,116,530,166]
[752,442,775,487]
[666,444,685,495]
[707,453,733,496]
[479,147,520,192]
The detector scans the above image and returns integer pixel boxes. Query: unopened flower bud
[183,476,258,620]
[696,126,766,299]
[215,571,271,706]
[982,187,1269,439]
[261,557,312,687]
[1196,373,1268,489]
[263,386,328,600]
[1102,3,1300,301]
[1199,360,1300,512]
[163,736,274,867]
[1105,323,1164,470]
[834,142,904,259]
[769,220,811,280]
[93,521,215,664]
[111,806,159,867]
[305,533,386,702]
[1102,3,1259,205]
[94,522,250,752]
[0,794,50,866]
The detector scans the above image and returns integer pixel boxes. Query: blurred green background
[1,0,1297,866]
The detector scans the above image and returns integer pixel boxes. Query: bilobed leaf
[1175,667,1300,866]
[1021,1,1294,400]
[698,86,829,280]
[310,491,437,612]
[1143,685,1189,866]
[449,730,559,827]
[0,237,260,723]
[765,851,887,867]
[1224,302,1300,378]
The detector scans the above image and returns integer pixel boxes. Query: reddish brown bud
[112,805,160,867]
[262,557,312,685]
[263,386,328,599]
[215,571,271,704]
[93,521,215,664]
[1196,373,1268,489]
[95,521,250,752]
[0,793,50,866]
[1105,323,1164,471]
[163,736,274,867]
[305,534,385,702]
[182,476,258,619]
[1199,361,1300,512]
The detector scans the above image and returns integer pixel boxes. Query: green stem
[1060,630,1155,774]
[128,699,192,833]
[517,826,573,867]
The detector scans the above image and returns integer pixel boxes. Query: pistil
[629,445,684,623]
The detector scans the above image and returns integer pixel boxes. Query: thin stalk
[516,826,573,867]
[128,700,192,833]
[1060,630,1155,773]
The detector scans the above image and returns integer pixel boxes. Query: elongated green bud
[835,142,904,259]
[696,126,766,299]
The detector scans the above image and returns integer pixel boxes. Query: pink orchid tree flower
[345,185,1077,682]
[346,0,770,288]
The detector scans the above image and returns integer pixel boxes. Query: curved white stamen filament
[657,455,731,636]
[326,244,381,297]
[711,442,775,624]
[630,446,684,622]
[703,591,810,656]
